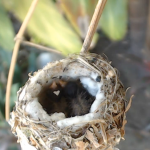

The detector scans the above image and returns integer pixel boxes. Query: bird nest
[9,53,130,150]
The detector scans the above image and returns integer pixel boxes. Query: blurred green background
[0,0,150,149]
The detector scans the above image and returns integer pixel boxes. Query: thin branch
[80,0,107,53]
[5,0,39,121]
[15,38,62,54]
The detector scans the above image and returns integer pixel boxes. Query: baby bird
[38,87,69,117]
[39,80,95,118]
[61,81,95,117]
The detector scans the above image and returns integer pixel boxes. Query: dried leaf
[30,136,36,146]
[91,125,102,141]
[85,130,100,149]
[100,123,107,144]
[113,112,124,121]
[125,95,133,113]
[75,141,86,150]
[11,117,19,133]
[120,119,127,137]
[105,113,114,123]
[31,123,47,130]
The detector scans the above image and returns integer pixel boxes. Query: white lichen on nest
[9,53,131,150]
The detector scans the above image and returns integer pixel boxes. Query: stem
[80,0,107,53]
[18,39,62,54]
[5,0,39,121]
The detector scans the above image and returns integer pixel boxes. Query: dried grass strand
[81,0,107,53]
[17,39,62,54]
[125,95,133,113]
[5,0,39,121]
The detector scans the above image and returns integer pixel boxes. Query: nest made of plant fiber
[9,53,130,150]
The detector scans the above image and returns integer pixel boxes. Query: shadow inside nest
[38,80,95,118]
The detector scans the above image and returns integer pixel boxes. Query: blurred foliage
[0,83,19,117]
[100,0,128,41]
[0,3,14,51]
[2,0,128,55]
[0,119,21,150]
[0,0,128,119]
[3,0,82,55]
[0,48,20,117]
[59,0,98,44]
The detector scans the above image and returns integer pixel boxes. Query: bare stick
[5,0,39,121]
[80,0,107,53]
[16,39,62,54]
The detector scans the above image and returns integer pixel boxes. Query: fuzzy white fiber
[80,76,102,97]
[20,140,37,150]
[56,73,105,129]
[18,85,27,101]
[90,92,105,113]
[80,74,105,113]
[52,147,62,150]
[57,112,100,129]
[24,72,105,130]
[25,99,65,122]
[20,59,106,133]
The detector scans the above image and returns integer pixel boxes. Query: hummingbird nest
[9,53,130,150]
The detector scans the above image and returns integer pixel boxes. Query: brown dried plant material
[125,95,133,113]
[75,141,87,150]
[107,147,119,150]
[30,136,37,147]
[9,53,130,150]
[91,125,102,141]
[120,119,127,138]
[85,130,100,149]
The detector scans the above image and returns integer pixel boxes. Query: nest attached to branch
[9,53,129,150]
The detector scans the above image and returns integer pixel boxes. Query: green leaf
[0,83,18,117]
[6,0,82,55]
[0,47,11,67]
[60,0,97,34]
[60,0,98,45]
[100,0,128,41]
[0,4,15,51]
[10,83,19,108]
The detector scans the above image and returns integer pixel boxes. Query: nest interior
[9,53,131,150]
[38,79,95,118]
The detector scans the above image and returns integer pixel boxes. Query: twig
[5,0,39,121]
[80,0,107,53]
[15,38,62,54]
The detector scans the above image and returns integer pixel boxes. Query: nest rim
[9,53,128,150]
